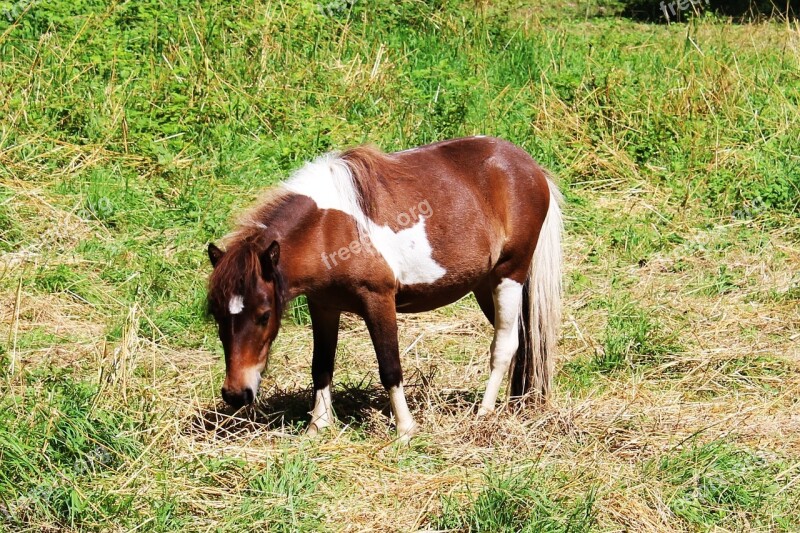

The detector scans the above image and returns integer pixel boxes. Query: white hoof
[476,406,494,418]
[305,419,330,437]
[396,422,419,445]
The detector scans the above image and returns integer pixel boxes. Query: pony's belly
[394,279,478,313]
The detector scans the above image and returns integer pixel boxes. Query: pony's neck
[246,193,337,300]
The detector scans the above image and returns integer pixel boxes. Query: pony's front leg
[306,300,341,436]
[362,294,418,443]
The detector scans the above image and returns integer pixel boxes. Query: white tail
[510,177,563,400]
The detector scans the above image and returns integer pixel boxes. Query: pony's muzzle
[221,385,255,407]
[221,366,262,407]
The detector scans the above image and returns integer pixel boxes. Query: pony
[206,136,563,442]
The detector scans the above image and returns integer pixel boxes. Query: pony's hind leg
[472,283,495,327]
[478,278,523,416]
[307,300,341,436]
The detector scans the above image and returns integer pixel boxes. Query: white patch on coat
[229,294,244,315]
[490,278,524,368]
[366,217,445,284]
[284,154,369,229]
[283,153,446,285]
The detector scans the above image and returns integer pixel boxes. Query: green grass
[558,298,682,393]
[0,371,144,529]
[230,452,325,532]
[0,365,328,530]
[654,441,800,530]
[599,300,681,373]
[1,0,799,530]
[431,465,597,532]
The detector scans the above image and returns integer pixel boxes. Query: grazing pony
[207,136,563,441]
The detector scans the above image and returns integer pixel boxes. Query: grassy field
[1,0,799,530]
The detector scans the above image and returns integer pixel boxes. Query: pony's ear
[208,243,225,267]
[260,241,280,277]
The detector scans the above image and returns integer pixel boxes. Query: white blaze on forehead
[284,153,446,285]
[229,294,244,315]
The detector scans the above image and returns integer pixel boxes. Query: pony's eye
[257,312,270,325]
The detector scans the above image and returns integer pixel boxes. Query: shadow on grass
[185,367,495,440]
[185,369,539,441]
[186,379,393,440]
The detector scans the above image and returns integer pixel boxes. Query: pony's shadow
[187,379,390,439]
[187,369,498,440]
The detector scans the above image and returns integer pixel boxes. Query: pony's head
[206,239,285,407]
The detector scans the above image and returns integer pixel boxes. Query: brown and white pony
[206,136,563,441]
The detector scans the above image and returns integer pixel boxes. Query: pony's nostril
[221,387,244,408]
[242,387,255,405]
